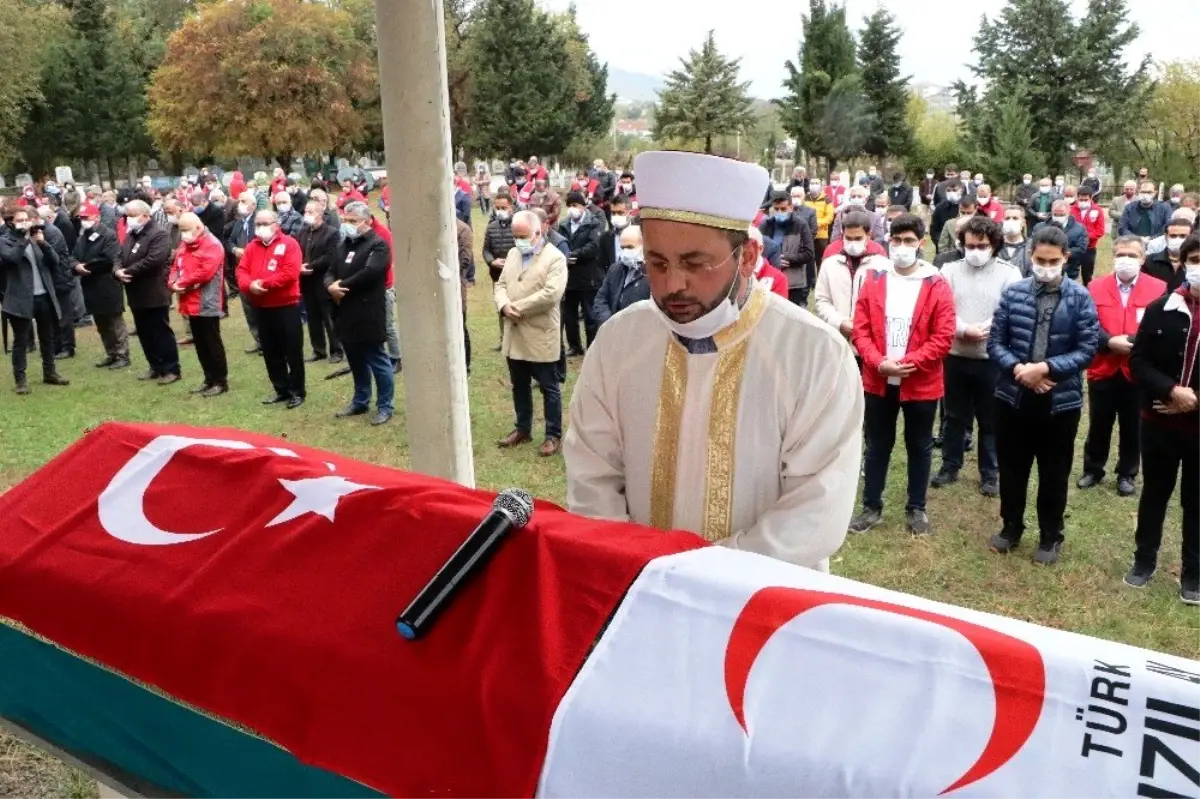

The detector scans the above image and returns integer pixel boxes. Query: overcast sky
[540,0,1198,97]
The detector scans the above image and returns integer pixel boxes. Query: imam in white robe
[564,284,864,571]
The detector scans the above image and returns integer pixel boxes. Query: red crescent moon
[724,587,1045,795]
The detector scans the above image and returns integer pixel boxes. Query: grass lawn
[0,213,1195,796]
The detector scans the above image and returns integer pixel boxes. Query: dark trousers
[814,238,828,267]
[1134,421,1199,582]
[1080,248,1097,286]
[94,312,130,360]
[862,385,938,512]
[9,295,57,380]
[1082,375,1141,481]
[257,304,305,398]
[344,340,394,412]
[996,395,1080,544]
[131,306,180,377]
[507,358,562,440]
[941,355,999,479]
[54,291,76,354]
[190,316,227,387]
[787,286,809,307]
[562,289,598,352]
[239,293,260,346]
[300,276,341,357]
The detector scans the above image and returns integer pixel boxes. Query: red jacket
[754,259,790,300]
[1070,202,1105,249]
[852,266,957,402]
[570,178,599,198]
[380,185,391,212]
[236,231,302,307]
[228,171,246,200]
[823,237,887,260]
[525,164,549,183]
[371,217,395,289]
[824,184,846,208]
[116,216,127,244]
[337,188,367,210]
[454,175,474,197]
[171,231,225,317]
[270,177,287,198]
[1086,272,1168,382]
[976,199,1005,225]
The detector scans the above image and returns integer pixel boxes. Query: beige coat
[494,243,567,363]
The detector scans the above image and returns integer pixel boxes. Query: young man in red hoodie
[1070,184,1106,285]
[849,213,957,535]
[237,209,305,408]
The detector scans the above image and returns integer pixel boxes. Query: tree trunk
[705,133,713,154]
[275,153,293,171]
[105,156,116,190]
[170,150,185,176]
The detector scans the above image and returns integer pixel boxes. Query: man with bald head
[1032,199,1088,280]
[236,209,305,408]
[114,198,179,384]
[171,213,227,395]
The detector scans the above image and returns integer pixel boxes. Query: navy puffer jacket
[987,276,1099,413]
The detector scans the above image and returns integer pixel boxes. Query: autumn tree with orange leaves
[147,0,375,169]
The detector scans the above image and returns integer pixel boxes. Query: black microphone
[396,488,534,640]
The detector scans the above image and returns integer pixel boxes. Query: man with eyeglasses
[564,151,863,571]
[987,225,1099,565]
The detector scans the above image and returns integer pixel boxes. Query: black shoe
[189,383,212,395]
[391,358,402,374]
[286,396,305,410]
[108,358,131,370]
[245,345,262,355]
[989,531,1020,554]
[567,348,585,358]
[906,508,931,535]
[137,369,161,381]
[931,469,958,488]
[42,374,70,386]
[14,379,29,395]
[964,434,974,452]
[54,349,74,360]
[1033,540,1062,566]
[306,352,327,363]
[1181,579,1200,606]
[328,352,345,364]
[262,394,288,405]
[370,409,393,426]
[1077,473,1101,489]
[932,435,942,449]
[980,477,1000,497]
[95,356,115,368]
[1117,477,1136,497]
[335,405,369,419]
[848,508,883,534]
[325,366,352,380]
[200,384,228,397]
[1123,563,1155,588]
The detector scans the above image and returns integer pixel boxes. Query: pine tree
[775,0,859,171]
[653,31,756,154]
[856,7,912,160]
[980,88,1043,185]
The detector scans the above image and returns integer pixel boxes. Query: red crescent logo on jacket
[723,587,1046,795]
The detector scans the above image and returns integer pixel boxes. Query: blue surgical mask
[774,211,790,223]
[340,222,359,239]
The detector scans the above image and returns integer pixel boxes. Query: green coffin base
[0,623,385,798]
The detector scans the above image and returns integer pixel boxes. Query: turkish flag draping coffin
[0,422,705,797]
[538,548,1200,798]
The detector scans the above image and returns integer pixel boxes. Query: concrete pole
[373,0,475,487]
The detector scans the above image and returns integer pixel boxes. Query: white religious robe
[564,284,864,571]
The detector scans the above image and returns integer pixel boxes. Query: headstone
[15,173,33,188]
[54,166,74,185]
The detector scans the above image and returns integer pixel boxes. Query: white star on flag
[266,476,379,527]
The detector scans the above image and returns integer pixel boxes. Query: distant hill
[608,68,666,102]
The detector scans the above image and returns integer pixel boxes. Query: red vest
[1086,272,1167,382]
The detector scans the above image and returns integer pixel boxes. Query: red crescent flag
[0,422,705,796]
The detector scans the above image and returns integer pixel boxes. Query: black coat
[54,207,78,251]
[759,214,815,289]
[74,224,125,315]
[559,213,605,290]
[888,183,914,209]
[325,228,391,344]
[1142,252,1186,295]
[1130,291,1199,417]
[481,215,515,281]
[0,231,62,320]
[298,222,341,283]
[196,203,227,240]
[40,222,75,295]
[121,219,173,309]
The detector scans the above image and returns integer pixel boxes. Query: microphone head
[493,488,534,528]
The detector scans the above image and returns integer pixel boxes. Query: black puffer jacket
[481,214,515,282]
[558,212,605,291]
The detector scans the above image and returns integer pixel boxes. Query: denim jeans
[383,287,401,360]
[862,385,938,512]
[344,340,394,412]
[507,358,562,440]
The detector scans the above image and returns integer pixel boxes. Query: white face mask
[1052,215,1070,227]
[1002,220,1023,236]
[181,230,199,244]
[619,248,643,266]
[1022,179,1031,185]
[1077,201,1090,209]
[494,210,510,221]
[977,196,990,206]
[303,213,318,226]
[569,207,584,220]
[890,245,918,268]
[1167,236,1186,253]
[166,214,179,226]
[848,196,866,207]
[237,203,251,217]
[1186,266,1200,290]
[946,192,961,203]
[80,220,96,230]
[276,203,291,213]
[649,251,743,340]
[1113,256,1141,282]
[843,239,866,257]
[610,214,629,230]
[1032,264,1064,283]
[965,248,992,267]
[255,225,275,242]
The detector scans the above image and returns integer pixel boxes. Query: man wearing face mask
[152,196,183,252]
[594,225,648,325]
[1051,176,1066,201]
[274,191,304,238]
[919,170,937,214]
[745,225,790,300]
[802,182,834,265]
[824,170,846,208]
[495,210,568,456]
[932,164,957,207]
[34,205,82,361]
[528,177,562,229]
[1077,236,1165,497]
[930,180,964,249]
[974,184,1004,225]
[482,192,516,350]
[191,190,225,240]
[1143,215,1194,294]
[1015,174,1037,213]
[1109,180,1138,233]
[866,167,884,198]
[849,214,955,536]
[565,151,863,570]
[815,212,890,349]
[1070,185,1105,286]
[298,199,343,364]
[1082,168,1101,198]
[558,191,604,356]
[759,192,815,306]
[1031,200,1087,281]
[1167,184,1185,208]
[72,203,129,369]
[932,216,1021,496]
[225,190,261,353]
[1026,177,1054,231]
[170,213,227,396]
[830,186,887,246]
[936,194,978,256]
[0,207,70,394]
[114,200,179,385]
[1119,181,1171,239]
[1125,232,1200,602]
[237,210,305,408]
[888,172,913,211]
[986,225,1099,565]
[999,206,1032,276]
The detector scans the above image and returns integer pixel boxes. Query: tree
[776,0,859,172]
[904,92,971,178]
[815,74,870,169]
[0,0,70,172]
[653,31,756,154]
[445,0,475,153]
[856,7,911,161]
[553,5,616,157]
[978,88,1043,186]
[147,0,375,168]
[1121,60,1200,189]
